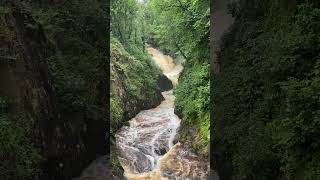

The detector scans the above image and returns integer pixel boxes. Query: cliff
[0,1,108,179]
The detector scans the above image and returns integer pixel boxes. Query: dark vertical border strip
[210,0,235,179]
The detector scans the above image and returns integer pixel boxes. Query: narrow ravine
[115,48,208,179]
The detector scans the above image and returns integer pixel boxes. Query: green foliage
[147,0,210,62]
[175,64,210,156]
[304,153,320,180]
[111,0,147,50]
[176,64,210,122]
[111,0,138,41]
[214,1,320,179]
[0,97,41,180]
[110,96,123,135]
[27,0,108,117]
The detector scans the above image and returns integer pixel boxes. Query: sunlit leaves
[147,0,209,62]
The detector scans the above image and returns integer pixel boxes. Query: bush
[175,63,210,156]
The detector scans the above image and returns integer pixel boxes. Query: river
[115,48,209,179]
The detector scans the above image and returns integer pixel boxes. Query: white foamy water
[116,90,180,173]
[147,48,183,86]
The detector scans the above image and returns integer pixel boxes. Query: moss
[197,112,210,155]
[110,96,124,135]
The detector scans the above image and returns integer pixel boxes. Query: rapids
[115,48,209,179]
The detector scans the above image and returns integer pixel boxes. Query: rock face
[73,156,109,180]
[158,74,173,92]
[2,1,108,179]
[211,0,235,73]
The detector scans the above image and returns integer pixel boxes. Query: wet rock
[158,74,173,91]
[72,156,110,180]
[159,143,209,179]
[133,153,153,173]
[155,148,167,156]
[173,139,179,145]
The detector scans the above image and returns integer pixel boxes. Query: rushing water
[115,48,209,179]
